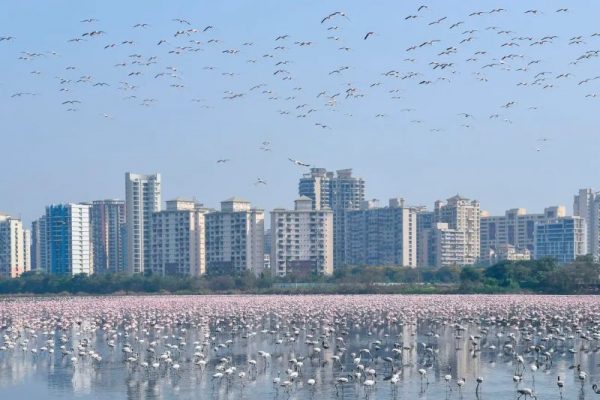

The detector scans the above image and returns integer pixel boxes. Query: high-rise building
[434,195,480,265]
[421,222,467,267]
[480,206,566,264]
[91,200,126,274]
[573,189,599,259]
[263,228,272,272]
[205,198,264,275]
[150,199,209,276]
[0,213,29,278]
[534,216,587,263]
[298,168,365,268]
[271,197,333,276]
[23,228,31,273]
[125,172,161,274]
[345,198,417,267]
[45,204,93,275]
[31,216,48,273]
[298,168,331,210]
[415,207,434,267]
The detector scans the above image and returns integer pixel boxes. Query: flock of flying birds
[2,4,600,185]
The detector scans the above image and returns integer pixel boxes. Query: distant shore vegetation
[1,256,599,295]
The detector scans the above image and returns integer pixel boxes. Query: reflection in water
[0,295,599,399]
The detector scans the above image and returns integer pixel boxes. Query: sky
[2,0,600,224]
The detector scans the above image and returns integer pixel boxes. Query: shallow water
[0,295,599,399]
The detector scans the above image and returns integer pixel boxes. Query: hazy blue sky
[2,0,600,223]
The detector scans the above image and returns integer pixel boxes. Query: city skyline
[3,1,600,224]
[1,169,595,279]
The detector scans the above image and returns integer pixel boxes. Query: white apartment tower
[434,195,480,265]
[125,172,161,274]
[150,199,209,276]
[345,198,417,268]
[205,198,264,275]
[298,168,365,268]
[415,207,434,267]
[573,188,599,259]
[23,228,31,273]
[0,214,29,278]
[421,223,467,267]
[271,197,334,277]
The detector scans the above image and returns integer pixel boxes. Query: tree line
[1,256,599,295]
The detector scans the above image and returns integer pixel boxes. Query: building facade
[205,198,264,275]
[573,188,599,259]
[415,207,434,267]
[91,199,126,274]
[488,244,531,264]
[31,217,48,273]
[0,214,29,278]
[298,168,365,268]
[125,172,161,274]
[45,204,93,275]
[263,228,272,272]
[345,198,417,268]
[480,206,566,264]
[421,222,467,267]
[271,197,333,277]
[434,195,480,265]
[150,199,208,276]
[23,228,31,273]
[534,216,587,263]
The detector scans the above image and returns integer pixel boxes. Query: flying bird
[429,16,447,25]
[288,158,310,167]
[173,18,191,25]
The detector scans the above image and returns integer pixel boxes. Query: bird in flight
[429,16,447,25]
[216,159,230,163]
[288,158,310,167]
[172,18,190,25]
[255,178,267,186]
[82,30,105,37]
[364,32,376,40]
[321,11,350,24]
[11,92,36,98]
